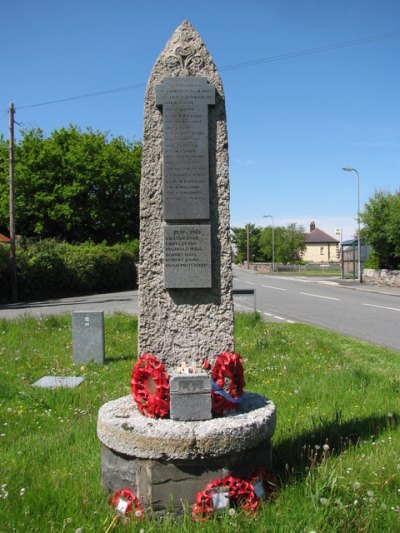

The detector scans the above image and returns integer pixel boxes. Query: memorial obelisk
[138,19,234,371]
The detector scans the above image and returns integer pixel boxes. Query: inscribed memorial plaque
[156,77,215,221]
[164,224,211,288]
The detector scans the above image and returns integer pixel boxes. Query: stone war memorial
[97,20,276,518]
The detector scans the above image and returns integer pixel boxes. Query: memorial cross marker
[156,76,215,221]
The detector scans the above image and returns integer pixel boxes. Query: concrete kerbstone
[97,393,276,461]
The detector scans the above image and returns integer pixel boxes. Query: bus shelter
[340,239,371,280]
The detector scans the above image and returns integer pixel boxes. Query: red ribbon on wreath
[110,487,144,519]
[211,352,245,415]
[131,354,170,418]
[192,474,259,521]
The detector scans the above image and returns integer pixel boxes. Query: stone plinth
[97,394,276,510]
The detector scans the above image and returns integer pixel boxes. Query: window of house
[320,246,325,255]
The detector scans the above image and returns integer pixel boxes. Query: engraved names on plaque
[156,77,215,221]
[164,225,211,288]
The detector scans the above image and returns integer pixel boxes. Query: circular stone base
[97,393,276,510]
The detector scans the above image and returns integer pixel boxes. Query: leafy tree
[0,126,141,243]
[232,222,306,264]
[361,191,400,269]
[259,223,306,264]
[231,224,263,263]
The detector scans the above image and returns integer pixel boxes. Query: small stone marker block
[72,311,105,364]
[169,373,212,421]
[32,376,84,389]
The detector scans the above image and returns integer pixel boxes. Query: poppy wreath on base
[131,354,170,418]
[192,475,259,521]
[110,487,145,519]
[211,352,245,415]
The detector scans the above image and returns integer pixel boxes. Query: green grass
[1,312,399,532]
[273,269,341,277]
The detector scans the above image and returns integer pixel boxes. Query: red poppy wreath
[110,487,144,519]
[131,354,170,418]
[192,474,259,521]
[211,352,245,415]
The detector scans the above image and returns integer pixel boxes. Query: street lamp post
[263,214,275,272]
[342,167,361,283]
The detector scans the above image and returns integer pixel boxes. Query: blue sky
[1,0,400,240]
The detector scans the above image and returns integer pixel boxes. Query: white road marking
[363,303,400,312]
[261,285,287,291]
[263,312,272,316]
[274,315,285,320]
[243,280,255,285]
[235,303,253,311]
[273,276,310,283]
[300,292,340,301]
[287,320,296,323]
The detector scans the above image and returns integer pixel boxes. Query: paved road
[233,265,400,352]
[1,267,399,351]
[0,290,139,319]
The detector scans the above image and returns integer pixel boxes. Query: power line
[220,30,400,71]
[17,82,146,110]
[1,29,400,113]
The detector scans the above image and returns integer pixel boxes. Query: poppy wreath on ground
[211,352,245,415]
[131,354,170,418]
[247,466,278,501]
[192,474,259,521]
[110,487,145,518]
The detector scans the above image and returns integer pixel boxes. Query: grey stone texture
[101,441,272,511]
[32,376,84,389]
[139,20,234,371]
[169,373,212,421]
[97,394,276,460]
[72,311,105,364]
[363,268,400,288]
[98,394,276,510]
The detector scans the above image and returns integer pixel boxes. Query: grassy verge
[272,269,341,277]
[0,313,399,532]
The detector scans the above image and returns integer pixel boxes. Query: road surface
[1,267,399,351]
[233,265,400,352]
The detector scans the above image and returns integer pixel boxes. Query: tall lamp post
[342,167,361,283]
[263,214,275,272]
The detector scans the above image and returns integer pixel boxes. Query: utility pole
[9,102,17,302]
[246,224,250,269]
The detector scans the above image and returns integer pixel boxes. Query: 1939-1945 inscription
[164,225,211,288]
[156,77,215,221]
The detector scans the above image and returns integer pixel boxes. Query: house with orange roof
[0,233,10,244]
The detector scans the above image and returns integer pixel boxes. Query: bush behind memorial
[0,239,138,302]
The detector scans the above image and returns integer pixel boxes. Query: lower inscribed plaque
[164,225,211,288]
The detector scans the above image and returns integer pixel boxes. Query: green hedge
[0,239,138,302]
